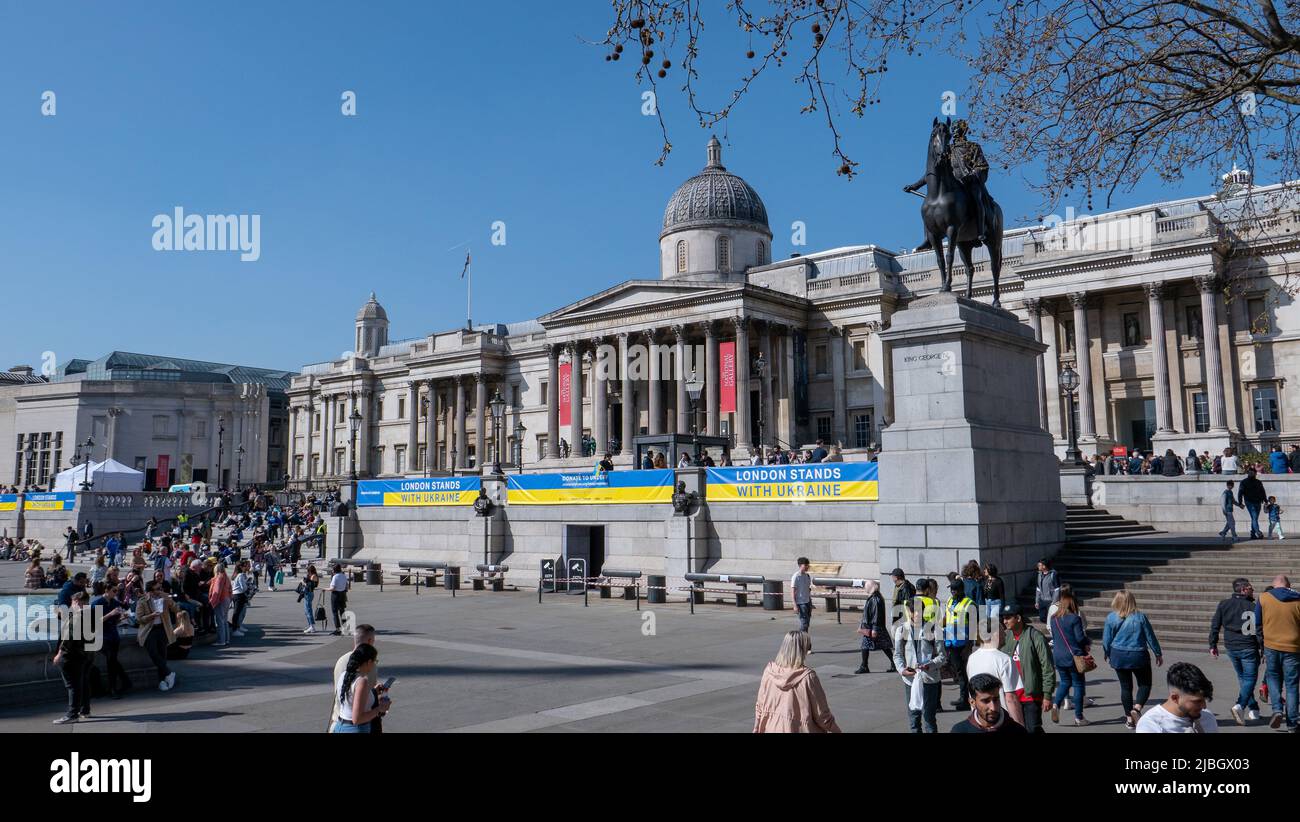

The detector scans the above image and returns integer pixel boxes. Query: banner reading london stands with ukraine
[705,463,879,502]
[506,469,675,505]
[355,477,481,507]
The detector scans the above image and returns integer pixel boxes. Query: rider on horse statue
[905,119,993,245]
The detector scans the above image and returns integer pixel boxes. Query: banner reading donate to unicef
[507,469,674,505]
[23,492,77,511]
[356,477,481,507]
[706,463,879,502]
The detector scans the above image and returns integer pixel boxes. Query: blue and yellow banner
[0,494,18,512]
[506,469,674,505]
[23,492,76,511]
[706,463,879,502]
[356,477,481,507]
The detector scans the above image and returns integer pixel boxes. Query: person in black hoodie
[1236,468,1268,539]
[52,591,93,724]
[1210,578,1262,725]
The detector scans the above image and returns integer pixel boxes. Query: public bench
[471,564,510,592]
[678,573,767,613]
[382,561,448,593]
[811,575,874,623]
[595,568,642,601]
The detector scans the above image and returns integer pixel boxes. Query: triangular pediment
[539,279,742,326]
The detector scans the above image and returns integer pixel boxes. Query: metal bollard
[762,580,784,611]
[647,574,666,604]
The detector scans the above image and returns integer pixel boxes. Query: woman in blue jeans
[333,644,390,733]
[1049,591,1091,726]
[300,564,319,634]
[1102,591,1163,729]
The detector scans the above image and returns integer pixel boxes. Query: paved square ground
[0,562,1284,733]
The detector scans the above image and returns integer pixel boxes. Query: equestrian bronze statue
[903,118,1004,307]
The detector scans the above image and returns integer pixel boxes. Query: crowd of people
[1094,443,1300,477]
[43,486,349,725]
[754,557,1300,734]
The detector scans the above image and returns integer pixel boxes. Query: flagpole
[466,246,472,329]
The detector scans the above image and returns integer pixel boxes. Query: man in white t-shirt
[965,616,1025,726]
[791,557,813,634]
[1137,661,1219,733]
[326,563,351,636]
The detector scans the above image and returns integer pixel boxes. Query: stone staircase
[1032,534,1297,652]
[1064,504,1163,541]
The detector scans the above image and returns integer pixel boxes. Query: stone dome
[356,292,387,322]
[660,137,771,239]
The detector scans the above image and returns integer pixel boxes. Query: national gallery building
[285,143,1299,485]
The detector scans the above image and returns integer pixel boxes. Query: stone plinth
[876,292,1064,596]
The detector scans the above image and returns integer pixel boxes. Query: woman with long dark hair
[332,644,390,733]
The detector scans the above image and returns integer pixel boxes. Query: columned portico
[645,329,664,436]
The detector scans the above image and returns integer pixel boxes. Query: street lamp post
[685,369,704,464]
[24,439,35,489]
[217,418,225,491]
[80,437,94,490]
[348,407,362,482]
[753,352,767,455]
[1059,364,1083,465]
[488,389,507,476]
[513,419,526,474]
[236,444,245,490]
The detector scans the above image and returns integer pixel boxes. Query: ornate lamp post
[80,437,95,490]
[217,418,226,490]
[24,439,36,488]
[348,406,362,482]
[513,419,526,473]
[685,368,704,463]
[1059,364,1082,465]
[236,444,245,489]
[488,388,507,475]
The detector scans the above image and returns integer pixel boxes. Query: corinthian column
[645,329,664,435]
[1069,292,1096,439]
[544,344,561,458]
[1144,283,1173,432]
[1024,299,1048,431]
[1196,276,1228,432]
[619,333,634,451]
[733,316,752,451]
[591,337,608,455]
[705,321,720,436]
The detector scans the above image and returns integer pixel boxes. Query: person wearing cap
[999,603,1055,733]
[890,568,916,614]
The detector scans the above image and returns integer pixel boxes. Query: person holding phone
[330,623,388,732]
[332,644,390,733]
[135,580,178,692]
[89,582,131,698]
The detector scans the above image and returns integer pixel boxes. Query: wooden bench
[677,573,767,612]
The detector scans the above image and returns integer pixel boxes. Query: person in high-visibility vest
[945,579,977,710]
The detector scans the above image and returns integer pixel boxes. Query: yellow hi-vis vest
[945,596,974,645]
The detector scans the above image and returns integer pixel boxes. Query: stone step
[1055,553,1295,567]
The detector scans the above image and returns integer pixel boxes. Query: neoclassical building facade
[284,145,1299,486]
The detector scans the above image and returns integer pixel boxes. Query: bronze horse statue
[904,117,1004,307]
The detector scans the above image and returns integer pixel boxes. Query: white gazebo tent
[53,459,146,492]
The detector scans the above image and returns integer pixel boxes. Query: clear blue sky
[0,1,1226,372]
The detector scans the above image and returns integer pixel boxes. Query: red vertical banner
[558,362,572,427]
[719,341,737,414]
[156,455,170,490]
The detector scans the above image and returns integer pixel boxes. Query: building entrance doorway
[561,524,606,585]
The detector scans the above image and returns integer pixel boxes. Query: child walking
[1266,496,1284,540]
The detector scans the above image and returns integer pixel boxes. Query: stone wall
[1092,474,1300,534]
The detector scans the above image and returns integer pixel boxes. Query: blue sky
[0,1,1229,372]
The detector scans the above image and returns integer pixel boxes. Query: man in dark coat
[1236,468,1268,539]
[856,581,896,674]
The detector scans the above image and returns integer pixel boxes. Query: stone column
[830,326,847,444]
[705,321,720,436]
[475,373,487,470]
[287,404,298,480]
[322,393,334,477]
[783,326,799,447]
[646,329,664,435]
[406,381,419,470]
[424,380,437,471]
[619,333,635,450]
[1145,282,1173,433]
[673,324,689,435]
[759,321,775,448]
[358,389,372,477]
[211,401,223,484]
[568,343,585,454]
[591,337,608,454]
[1040,310,1062,440]
[544,344,561,458]
[1196,275,1229,432]
[1069,292,1097,438]
[1024,299,1049,431]
[454,375,468,468]
[732,316,752,452]
[442,383,454,469]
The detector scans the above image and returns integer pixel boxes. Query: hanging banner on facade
[558,362,572,427]
[23,492,77,511]
[506,469,674,505]
[355,477,481,507]
[705,463,879,502]
[156,455,170,491]
[719,341,737,414]
[0,494,18,512]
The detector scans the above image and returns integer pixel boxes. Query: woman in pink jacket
[208,561,233,646]
[754,630,842,733]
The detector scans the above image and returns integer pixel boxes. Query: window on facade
[540,381,548,406]
[398,396,406,419]
[395,446,406,474]
[1246,297,1267,334]
[195,420,207,438]
[852,340,867,371]
[152,415,169,436]
[417,446,426,471]
[676,240,688,273]
[1185,305,1203,340]
[1122,312,1142,347]
[1192,392,1209,433]
[816,416,832,439]
[717,236,731,272]
[853,413,872,449]
[377,398,385,421]
[1253,386,1280,432]
[757,239,767,266]
[814,344,829,376]
[313,412,321,432]
[537,435,548,461]
[294,456,303,476]
[311,455,320,476]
